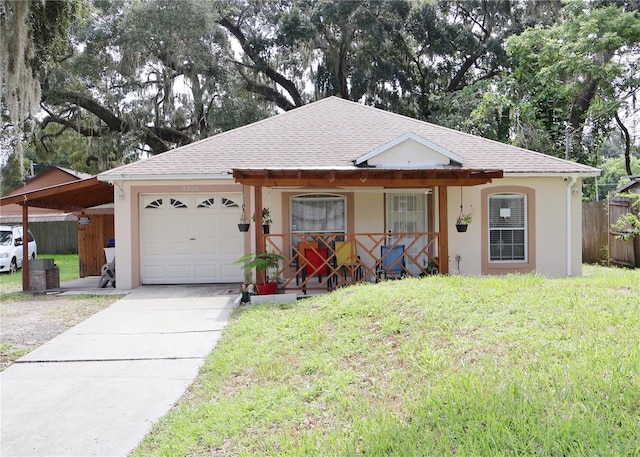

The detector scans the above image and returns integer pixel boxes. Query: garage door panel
[168,265,193,281]
[141,193,243,284]
[192,244,216,257]
[142,241,170,256]
[194,265,217,281]
[220,242,243,256]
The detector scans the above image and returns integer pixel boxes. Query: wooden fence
[608,196,640,268]
[29,221,78,254]
[582,198,640,267]
[582,201,608,264]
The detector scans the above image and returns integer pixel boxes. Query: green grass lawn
[133,265,640,456]
[0,253,79,295]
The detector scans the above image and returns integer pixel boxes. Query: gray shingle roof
[99,96,600,180]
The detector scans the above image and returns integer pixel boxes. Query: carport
[0,177,114,291]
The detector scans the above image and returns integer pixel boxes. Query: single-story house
[97,97,600,291]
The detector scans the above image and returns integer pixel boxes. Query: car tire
[9,258,17,274]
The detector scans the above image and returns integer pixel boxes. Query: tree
[30,0,271,169]
[499,1,640,164]
[1,0,82,179]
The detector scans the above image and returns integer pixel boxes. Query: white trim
[98,173,234,182]
[487,193,528,263]
[504,172,600,178]
[354,132,465,167]
[566,176,577,277]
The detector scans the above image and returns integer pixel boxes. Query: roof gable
[355,132,464,168]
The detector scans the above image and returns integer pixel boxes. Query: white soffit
[354,132,464,168]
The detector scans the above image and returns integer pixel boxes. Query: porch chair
[295,240,318,286]
[302,246,331,293]
[335,240,363,285]
[377,244,406,281]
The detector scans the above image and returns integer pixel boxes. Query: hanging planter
[253,207,272,234]
[456,187,473,233]
[238,204,250,232]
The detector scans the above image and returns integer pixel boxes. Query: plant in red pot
[234,251,283,295]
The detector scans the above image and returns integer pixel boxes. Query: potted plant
[234,251,283,295]
[253,208,272,234]
[240,270,254,303]
[238,212,250,232]
[455,211,473,232]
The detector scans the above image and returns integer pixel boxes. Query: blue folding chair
[377,244,406,281]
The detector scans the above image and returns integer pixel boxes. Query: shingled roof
[99,97,600,180]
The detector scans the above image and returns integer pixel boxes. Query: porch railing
[263,232,440,293]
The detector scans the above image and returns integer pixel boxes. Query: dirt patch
[0,294,122,370]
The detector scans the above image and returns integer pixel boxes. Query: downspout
[566,176,577,277]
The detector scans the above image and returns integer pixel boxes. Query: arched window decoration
[170,198,188,208]
[222,197,240,208]
[197,198,215,208]
[145,198,163,209]
[291,194,345,233]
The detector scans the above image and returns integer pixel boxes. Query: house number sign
[182,185,199,192]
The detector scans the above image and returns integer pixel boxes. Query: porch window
[386,193,426,234]
[488,194,527,262]
[291,194,345,233]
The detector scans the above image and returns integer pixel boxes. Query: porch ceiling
[0,177,114,212]
[232,168,503,188]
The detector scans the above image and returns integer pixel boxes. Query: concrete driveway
[1,284,238,457]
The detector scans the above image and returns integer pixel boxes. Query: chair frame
[377,244,406,281]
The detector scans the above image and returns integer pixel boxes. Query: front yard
[133,265,640,456]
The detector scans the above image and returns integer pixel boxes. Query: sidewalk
[0,284,238,457]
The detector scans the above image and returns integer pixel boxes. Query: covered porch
[265,230,439,293]
[233,167,502,294]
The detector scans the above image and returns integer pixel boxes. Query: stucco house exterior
[98,97,600,291]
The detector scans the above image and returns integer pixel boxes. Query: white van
[0,226,38,273]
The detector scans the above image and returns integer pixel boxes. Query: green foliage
[3,0,639,174]
[610,193,640,240]
[34,0,270,162]
[133,267,640,456]
[251,208,272,225]
[601,156,640,189]
[502,2,640,162]
[234,251,283,282]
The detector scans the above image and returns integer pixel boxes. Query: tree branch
[41,90,192,154]
[235,64,297,111]
[218,17,303,109]
[615,112,633,176]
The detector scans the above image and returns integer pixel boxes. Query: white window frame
[385,192,428,276]
[290,193,346,234]
[488,193,528,263]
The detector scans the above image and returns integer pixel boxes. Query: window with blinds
[290,194,345,233]
[488,194,527,262]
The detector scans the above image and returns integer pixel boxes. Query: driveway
[0,284,238,457]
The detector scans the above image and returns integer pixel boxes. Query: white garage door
[140,193,244,284]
